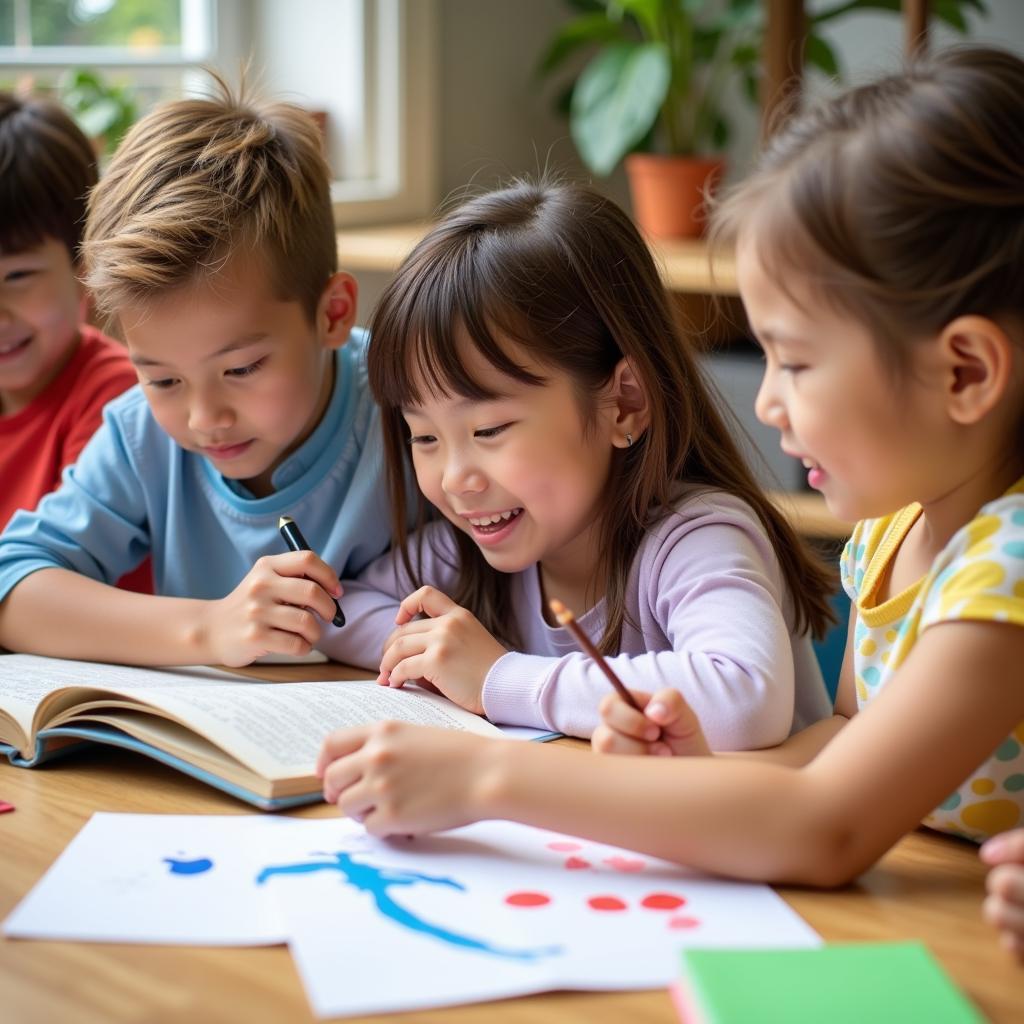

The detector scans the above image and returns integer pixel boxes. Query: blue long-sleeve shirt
[0,330,392,655]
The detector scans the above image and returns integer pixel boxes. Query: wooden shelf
[649,237,736,295]
[336,222,431,275]
[337,223,738,296]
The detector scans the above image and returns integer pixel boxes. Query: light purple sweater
[322,489,830,747]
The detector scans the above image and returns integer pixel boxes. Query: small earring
[625,432,634,447]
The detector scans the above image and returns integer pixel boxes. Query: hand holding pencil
[550,598,711,759]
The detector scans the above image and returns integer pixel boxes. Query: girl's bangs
[371,241,545,411]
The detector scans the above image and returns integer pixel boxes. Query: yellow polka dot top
[841,476,1024,842]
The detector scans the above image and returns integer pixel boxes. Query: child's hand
[316,720,492,836]
[980,829,1024,960]
[377,586,507,715]
[592,687,711,758]
[204,551,343,666]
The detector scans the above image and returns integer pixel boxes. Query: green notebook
[672,942,985,1024]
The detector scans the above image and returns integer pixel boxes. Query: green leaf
[692,26,721,64]
[812,0,982,33]
[742,69,759,106]
[612,0,662,38]
[571,42,671,175]
[929,0,967,30]
[536,13,626,77]
[813,1,900,26]
[76,97,122,139]
[731,42,759,68]
[928,0,988,32]
[711,113,730,150]
[805,33,840,77]
[719,0,761,31]
[554,82,575,118]
[60,67,103,93]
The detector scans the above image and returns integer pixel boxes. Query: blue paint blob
[163,856,214,875]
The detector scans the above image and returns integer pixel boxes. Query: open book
[0,654,541,810]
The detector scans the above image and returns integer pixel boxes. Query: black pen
[278,515,345,627]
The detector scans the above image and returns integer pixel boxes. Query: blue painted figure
[163,856,214,875]
[256,851,561,961]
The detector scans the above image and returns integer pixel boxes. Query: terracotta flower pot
[624,153,725,240]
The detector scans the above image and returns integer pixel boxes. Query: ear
[607,357,651,449]
[318,272,359,350]
[937,315,1014,426]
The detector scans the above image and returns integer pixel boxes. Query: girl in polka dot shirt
[597,45,1024,954]
[314,46,1024,957]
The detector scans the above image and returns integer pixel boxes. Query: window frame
[0,0,439,224]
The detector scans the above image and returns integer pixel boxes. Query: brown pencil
[549,598,643,712]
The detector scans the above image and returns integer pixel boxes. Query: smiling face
[403,332,618,593]
[0,238,86,415]
[738,235,957,523]
[120,255,353,498]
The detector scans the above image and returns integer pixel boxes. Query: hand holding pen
[199,525,344,667]
[279,516,346,627]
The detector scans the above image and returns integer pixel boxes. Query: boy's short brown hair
[83,74,336,322]
[0,93,97,261]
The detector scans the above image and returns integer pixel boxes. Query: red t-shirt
[0,325,152,592]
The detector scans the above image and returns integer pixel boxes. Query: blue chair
[812,587,850,703]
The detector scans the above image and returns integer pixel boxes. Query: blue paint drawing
[163,856,214,875]
[257,852,561,961]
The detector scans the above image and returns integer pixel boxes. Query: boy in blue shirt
[0,79,391,667]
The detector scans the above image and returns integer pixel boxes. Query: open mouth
[0,337,31,360]
[466,507,524,536]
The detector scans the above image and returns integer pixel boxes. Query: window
[248,0,438,224]
[0,0,213,61]
[0,0,215,139]
[0,0,438,223]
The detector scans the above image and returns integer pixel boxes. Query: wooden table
[1,668,1020,1023]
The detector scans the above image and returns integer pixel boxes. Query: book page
[0,656,240,753]
[104,681,503,777]
[0,655,508,778]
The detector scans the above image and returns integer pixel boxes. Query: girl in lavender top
[327,179,833,745]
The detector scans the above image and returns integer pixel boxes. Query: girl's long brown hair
[368,180,834,652]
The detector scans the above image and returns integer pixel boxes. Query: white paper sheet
[3,814,819,1017]
[277,820,822,1016]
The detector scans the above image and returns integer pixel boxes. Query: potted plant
[59,67,138,159]
[538,0,986,239]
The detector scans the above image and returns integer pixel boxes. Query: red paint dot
[641,893,686,911]
[587,895,628,912]
[547,841,582,852]
[668,915,701,929]
[564,856,591,870]
[603,855,646,872]
[505,891,551,908]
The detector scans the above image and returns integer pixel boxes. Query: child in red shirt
[0,93,149,590]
